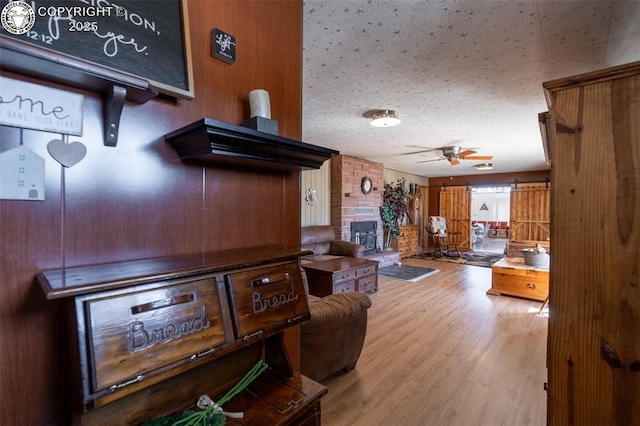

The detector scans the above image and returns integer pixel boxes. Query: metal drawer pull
[190,347,216,360]
[243,330,264,340]
[131,294,194,314]
[252,272,290,287]
[527,283,536,289]
[287,315,304,323]
[109,375,143,392]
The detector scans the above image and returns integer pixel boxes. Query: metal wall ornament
[304,188,317,206]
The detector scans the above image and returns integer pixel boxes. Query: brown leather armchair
[301,225,365,262]
[299,269,372,382]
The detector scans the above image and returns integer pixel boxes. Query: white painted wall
[471,191,510,222]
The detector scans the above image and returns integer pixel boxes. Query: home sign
[0,76,83,135]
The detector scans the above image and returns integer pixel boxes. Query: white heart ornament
[47,139,87,168]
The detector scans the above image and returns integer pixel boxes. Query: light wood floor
[319,257,548,426]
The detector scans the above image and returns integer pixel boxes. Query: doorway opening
[471,186,510,254]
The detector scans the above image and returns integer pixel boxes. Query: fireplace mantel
[165,118,338,171]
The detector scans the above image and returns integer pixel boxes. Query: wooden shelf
[164,117,338,171]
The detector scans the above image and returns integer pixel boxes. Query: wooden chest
[488,258,549,302]
[38,246,327,425]
[392,224,419,258]
[302,257,378,297]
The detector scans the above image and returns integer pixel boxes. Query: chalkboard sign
[0,0,194,99]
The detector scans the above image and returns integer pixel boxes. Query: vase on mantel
[243,88,278,135]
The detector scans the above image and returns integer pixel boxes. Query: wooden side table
[488,257,549,302]
[302,257,378,297]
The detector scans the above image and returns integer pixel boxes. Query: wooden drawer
[395,239,411,249]
[334,280,356,293]
[491,269,548,301]
[356,264,376,278]
[333,268,356,283]
[225,262,309,339]
[83,277,227,393]
[357,275,378,293]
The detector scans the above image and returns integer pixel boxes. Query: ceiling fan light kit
[370,109,401,127]
[474,163,494,170]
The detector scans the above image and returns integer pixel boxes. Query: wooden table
[488,257,549,302]
[302,257,378,297]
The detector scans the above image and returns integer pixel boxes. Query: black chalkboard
[0,0,193,99]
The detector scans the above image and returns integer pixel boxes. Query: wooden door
[544,62,640,424]
[509,182,550,242]
[439,186,471,250]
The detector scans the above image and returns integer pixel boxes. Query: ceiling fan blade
[450,158,461,166]
[402,146,444,155]
[463,155,494,160]
[417,158,446,163]
[401,150,433,156]
[458,149,477,157]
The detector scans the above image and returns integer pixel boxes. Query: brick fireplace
[330,155,384,250]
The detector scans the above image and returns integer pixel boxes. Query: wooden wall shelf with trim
[164,117,339,171]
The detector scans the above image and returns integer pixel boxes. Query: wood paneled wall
[0,1,303,424]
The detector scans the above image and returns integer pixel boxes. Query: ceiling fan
[416,146,493,166]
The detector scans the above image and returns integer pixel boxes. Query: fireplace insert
[350,221,378,255]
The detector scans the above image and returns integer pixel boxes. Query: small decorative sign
[212,28,236,64]
[0,76,84,135]
[0,145,45,200]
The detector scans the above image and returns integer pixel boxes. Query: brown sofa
[299,269,373,382]
[300,225,365,262]
[298,226,372,382]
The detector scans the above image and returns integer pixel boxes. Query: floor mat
[378,265,439,282]
[413,251,503,268]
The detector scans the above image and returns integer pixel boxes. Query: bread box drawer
[83,277,227,393]
[225,262,309,339]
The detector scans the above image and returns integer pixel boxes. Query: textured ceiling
[302,0,640,177]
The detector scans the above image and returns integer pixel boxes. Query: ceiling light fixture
[474,163,494,170]
[370,109,400,127]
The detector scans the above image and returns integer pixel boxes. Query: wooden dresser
[301,257,378,297]
[488,258,549,302]
[392,224,419,258]
[38,246,327,425]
